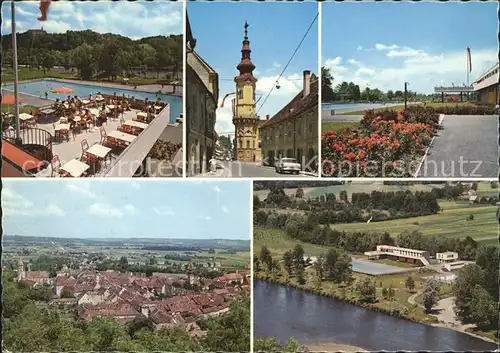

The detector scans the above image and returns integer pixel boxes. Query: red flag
[467,47,472,72]
[231,98,235,116]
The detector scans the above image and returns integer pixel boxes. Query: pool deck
[1,89,53,108]
[3,77,182,97]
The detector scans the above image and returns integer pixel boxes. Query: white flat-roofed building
[443,261,468,272]
[436,251,459,263]
[369,245,430,266]
[473,62,499,105]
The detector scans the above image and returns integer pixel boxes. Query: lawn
[321,121,359,132]
[2,68,78,82]
[330,203,497,244]
[195,251,250,267]
[1,67,173,85]
[1,104,36,114]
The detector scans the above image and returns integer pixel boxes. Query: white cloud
[197,215,213,221]
[152,207,175,216]
[130,182,141,190]
[323,46,498,93]
[45,204,66,216]
[2,188,65,217]
[88,202,136,217]
[66,182,97,199]
[375,43,399,51]
[1,0,182,38]
[123,204,137,215]
[221,206,230,214]
[213,185,222,193]
[357,45,363,51]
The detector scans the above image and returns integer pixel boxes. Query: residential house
[260,70,319,172]
[186,11,219,175]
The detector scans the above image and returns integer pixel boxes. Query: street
[194,160,317,178]
[417,115,497,178]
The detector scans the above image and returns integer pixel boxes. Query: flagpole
[11,0,21,144]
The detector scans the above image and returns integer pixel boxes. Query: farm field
[254,182,497,201]
[331,204,497,245]
[254,228,330,258]
[254,182,470,201]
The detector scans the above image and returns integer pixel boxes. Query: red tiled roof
[25,271,49,281]
[79,302,142,319]
[260,78,318,128]
[217,273,243,282]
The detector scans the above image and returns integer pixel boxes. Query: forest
[1,30,182,81]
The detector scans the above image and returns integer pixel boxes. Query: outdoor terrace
[3,96,182,177]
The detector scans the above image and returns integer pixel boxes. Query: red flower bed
[322,107,439,177]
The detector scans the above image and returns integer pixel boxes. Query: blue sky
[2,180,251,240]
[188,1,319,133]
[1,0,182,38]
[323,1,498,94]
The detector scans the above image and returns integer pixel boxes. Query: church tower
[233,22,260,162]
[17,258,25,281]
[187,263,195,286]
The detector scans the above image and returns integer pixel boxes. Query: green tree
[41,52,56,73]
[259,246,273,271]
[295,188,304,198]
[202,297,250,352]
[70,43,95,79]
[453,264,485,322]
[355,278,376,303]
[468,285,497,329]
[422,278,439,313]
[283,251,294,276]
[321,66,334,102]
[405,276,415,292]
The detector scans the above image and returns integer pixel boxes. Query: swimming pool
[4,79,182,124]
[351,259,409,275]
[322,103,402,111]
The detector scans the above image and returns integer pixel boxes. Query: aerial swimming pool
[4,79,182,124]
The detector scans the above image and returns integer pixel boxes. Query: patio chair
[80,139,90,160]
[99,127,107,145]
[50,155,61,177]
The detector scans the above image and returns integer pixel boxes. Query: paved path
[322,114,364,123]
[193,161,317,178]
[417,115,497,178]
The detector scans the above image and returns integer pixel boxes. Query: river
[254,280,497,351]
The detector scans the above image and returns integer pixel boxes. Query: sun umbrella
[51,87,74,94]
[2,95,22,105]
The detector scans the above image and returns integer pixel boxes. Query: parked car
[275,158,301,174]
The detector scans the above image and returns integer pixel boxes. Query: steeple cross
[244,21,249,39]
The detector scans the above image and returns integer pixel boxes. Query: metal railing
[3,127,53,162]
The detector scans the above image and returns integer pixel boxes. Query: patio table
[86,144,112,159]
[55,123,70,131]
[108,130,137,144]
[19,113,34,121]
[60,159,90,177]
[123,120,148,130]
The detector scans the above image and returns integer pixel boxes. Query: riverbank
[305,342,367,352]
[255,273,498,345]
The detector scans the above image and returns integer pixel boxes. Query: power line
[256,12,318,115]
[219,78,303,82]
